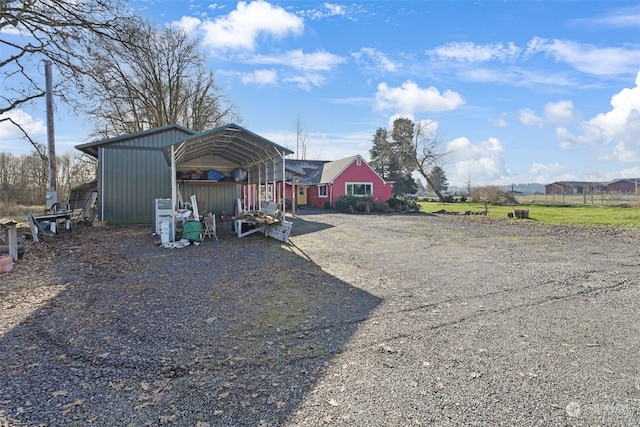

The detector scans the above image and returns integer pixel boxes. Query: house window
[346,182,372,197]
[318,184,328,198]
[356,157,362,166]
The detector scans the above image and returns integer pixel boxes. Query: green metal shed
[75,124,293,225]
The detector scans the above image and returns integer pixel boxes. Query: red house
[284,155,393,209]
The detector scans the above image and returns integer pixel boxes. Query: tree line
[3,0,239,145]
[0,147,96,207]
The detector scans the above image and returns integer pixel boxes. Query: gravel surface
[1,211,639,426]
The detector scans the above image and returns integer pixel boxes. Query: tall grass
[419,201,640,227]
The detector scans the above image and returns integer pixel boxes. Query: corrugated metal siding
[96,127,278,225]
[178,183,242,217]
[99,128,194,224]
[103,146,171,224]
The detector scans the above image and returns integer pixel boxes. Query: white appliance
[154,198,174,236]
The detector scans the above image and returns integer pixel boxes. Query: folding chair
[204,213,218,241]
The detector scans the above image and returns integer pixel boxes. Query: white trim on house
[345,182,373,197]
[318,184,328,198]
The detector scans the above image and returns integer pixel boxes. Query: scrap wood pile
[238,209,282,225]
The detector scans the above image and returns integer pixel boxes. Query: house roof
[287,155,374,185]
[318,155,360,183]
[607,178,640,184]
[75,124,197,158]
[286,160,329,184]
[546,181,606,186]
[160,123,293,169]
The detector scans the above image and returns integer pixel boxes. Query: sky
[2,0,640,187]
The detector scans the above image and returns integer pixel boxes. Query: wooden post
[45,61,57,193]
[1,220,18,261]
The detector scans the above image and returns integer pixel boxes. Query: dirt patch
[1,213,639,426]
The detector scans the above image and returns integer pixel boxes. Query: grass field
[3,201,639,230]
[419,200,640,227]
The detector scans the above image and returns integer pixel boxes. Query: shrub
[322,200,332,209]
[468,186,518,205]
[386,197,402,210]
[385,196,420,212]
[335,195,378,213]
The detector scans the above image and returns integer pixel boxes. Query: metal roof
[75,124,197,158]
[161,123,293,168]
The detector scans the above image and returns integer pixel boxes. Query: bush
[386,197,403,210]
[322,200,332,209]
[468,186,518,205]
[335,195,377,213]
[385,196,420,212]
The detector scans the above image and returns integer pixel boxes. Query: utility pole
[45,60,57,206]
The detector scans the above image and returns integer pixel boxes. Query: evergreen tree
[369,128,392,179]
[427,166,449,193]
[390,117,418,196]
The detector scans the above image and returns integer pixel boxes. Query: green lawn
[419,201,640,227]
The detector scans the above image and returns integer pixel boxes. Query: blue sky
[2,1,640,187]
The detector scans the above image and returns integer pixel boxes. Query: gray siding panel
[178,182,242,218]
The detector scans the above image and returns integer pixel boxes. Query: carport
[161,123,294,241]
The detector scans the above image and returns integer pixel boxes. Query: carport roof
[161,123,293,168]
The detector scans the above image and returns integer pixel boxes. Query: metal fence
[517,192,640,206]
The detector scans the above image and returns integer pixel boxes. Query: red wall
[286,158,393,209]
[608,181,639,193]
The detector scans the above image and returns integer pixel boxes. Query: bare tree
[0,149,95,208]
[295,114,309,160]
[1,0,137,149]
[81,21,238,138]
[410,119,448,202]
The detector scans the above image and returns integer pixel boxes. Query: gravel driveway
[1,211,639,426]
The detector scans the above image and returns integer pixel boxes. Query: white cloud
[544,100,575,125]
[0,109,46,139]
[250,49,345,71]
[283,72,326,91]
[240,49,344,91]
[299,2,363,21]
[240,69,278,85]
[195,0,304,52]
[0,25,23,36]
[570,5,640,29]
[525,37,640,76]
[519,108,545,128]
[172,16,202,35]
[374,81,465,115]
[0,110,47,154]
[491,115,508,128]
[445,136,511,186]
[558,71,640,160]
[528,162,577,183]
[261,128,370,160]
[428,41,520,62]
[520,101,575,129]
[352,48,400,73]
